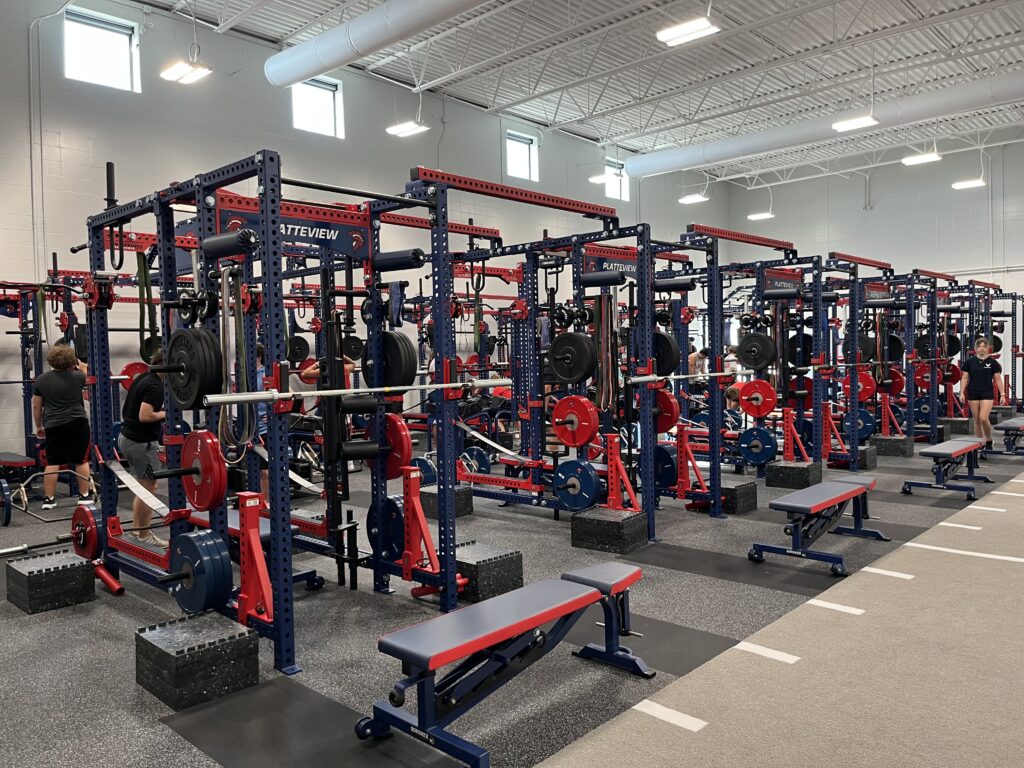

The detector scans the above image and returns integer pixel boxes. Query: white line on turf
[806,599,865,616]
[938,522,983,530]
[861,566,914,580]
[632,700,708,732]
[992,491,1024,498]
[733,642,800,664]
[968,506,1007,512]
[1008,479,1024,484]
[904,542,1024,563]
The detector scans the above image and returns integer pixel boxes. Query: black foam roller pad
[374,248,425,271]
[762,288,801,300]
[990,310,1013,317]
[340,440,381,459]
[653,276,696,292]
[820,291,840,302]
[580,270,626,287]
[338,395,378,414]
[203,229,259,259]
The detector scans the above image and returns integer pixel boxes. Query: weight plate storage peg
[737,427,778,466]
[843,371,877,403]
[653,331,681,376]
[654,389,681,433]
[553,460,601,511]
[548,332,598,384]
[180,430,229,512]
[844,408,876,441]
[552,395,600,448]
[167,530,233,615]
[368,413,413,480]
[739,380,777,418]
[737,332,777,371]
[788,377,813,410]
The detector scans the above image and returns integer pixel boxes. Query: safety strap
[454,420,524,461]
[252,444,323,495]
[108,459,170,517]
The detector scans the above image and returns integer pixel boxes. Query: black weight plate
[139,335,160,364]
[549,332,598,384]
[885,334,905,362]
[194,327,224,405]
[195,289,218,320]
[736,331,777,371]
[786,333,813,367]
[167,329,203,409]
[945,334,961,357]
[367,496,404,561]
[398,330,418,387]
[342,336,365,360]
[286,335,310,366]
[842,333,875,362]
[365,330,417,387]
[653,331,681,376]
[992,335,1003,353]
[176,289,198,324]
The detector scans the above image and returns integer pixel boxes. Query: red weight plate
[913,363,933,389]
[739,380,778,418]
[843,371,876,403]
[889,367,906,396]
[58,312,70,333]
[369,413,413,480]
[181,430,228,512]
[552,395,600,448]
[787,377,812,410]
[71,504,101,560]
[654,389,681,433]
[466,354,479,372]
[120,361,150,391]
[298,358,316,371]
[944,363,962,385]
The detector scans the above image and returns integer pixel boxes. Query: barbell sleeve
[157,570,190,585]
[149,466,201,481]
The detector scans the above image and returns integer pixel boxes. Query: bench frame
[900,440,992,500]
[357,569,652,767]
[992,420,1024,456]
[749,479,888,576]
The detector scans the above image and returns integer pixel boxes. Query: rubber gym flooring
[1,447,1021,767]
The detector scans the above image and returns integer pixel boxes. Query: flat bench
[993,419,1024,455]
[749,476,887,576]
[357,562,652,767]
[901,438,991,500]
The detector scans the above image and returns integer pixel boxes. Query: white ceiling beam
[278,0,364,44]
[214,0,275,33]
[548,0,1024,131]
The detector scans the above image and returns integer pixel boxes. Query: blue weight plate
[462,446,491,475]
[877,403,906,427]
[553,460,601,511]
[170,530,232,615]
[913,396,933,424]
[689,412,710,428]
[797,418,816,451]
[0,479,10,526]
[409,457,438,486]
[737,426,777,466]
[844,408,876,442]
[367,495,405,561]
[652,445,677,489]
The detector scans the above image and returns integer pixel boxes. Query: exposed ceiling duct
[624,68,1024,178]
[264,0,487,88]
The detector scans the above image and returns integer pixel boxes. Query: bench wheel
[830,563,847,577]
[389,688,405,707]
[967,493,977,501]
[355,717,375,741]
[900,484,912,495]
[306,575,326,591]
[747,548,764,563]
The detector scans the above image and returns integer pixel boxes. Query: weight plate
[139,336,160,364]
[368,413,413,480]
[913,363,936,390]
[341,336,365,360]
[843,371,877,403]
[195,289,218,320]
[944,363,961,385]
[461,446,491,475]
[169,530,233,615]
[736,331,777,371]
[653,331,681,376]
[652,444,677,489]
[364,330,418,387]
[654,389,681,433]
[120,361,149,391]
[367,496,405,561]
[0,479,10,527]
[888,367,906,396]
[552,395,600,448]
[885,334,905,362]
[914,334,961,358]
[553,460,601,511]
[688,412,710,428]
[167,329,204,410]
[548,332,598,384]
[409,457,437,486]
[878,402,907,427]
[797,418,816,452]
[913,396,933,423]
[992,335,1003,353]
[844,408,876,441]
[193,327,224,406]
[286,336,310,366]
[787,377,813,410]
[786,333,813,367]
[739,379,777,418]
[842,333,875,363]
[181,430,228,512]
[70,504,104,560]
[738,426,778,466]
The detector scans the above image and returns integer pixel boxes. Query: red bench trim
[808,484,866,515]
[427,590,601,670]
[609,568,643,594]
[925,440,982,459]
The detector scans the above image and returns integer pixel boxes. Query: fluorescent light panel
[679,193,709,205]
[178,65,212,84]
[386,120,430,137]
[656,16,720,46]
[747,211,775,221]
[589,174,607,184]
[160,60,194,81]
[832,114,878,132]
[952,178,986,190]
[901,151,941,166]
[160,59,212,84]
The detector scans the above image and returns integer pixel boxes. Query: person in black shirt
[32,343,91,510]
[960,337,1003,450]
[119,348,168,548]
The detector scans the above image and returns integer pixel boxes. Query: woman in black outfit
[959,337,1003,450]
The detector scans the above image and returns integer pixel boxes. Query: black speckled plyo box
[5,549,95,614]
[570,508,647,554]
[455,540,523,602]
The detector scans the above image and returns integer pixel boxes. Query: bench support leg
[901,452,991,500]
[749,503,852,576]
[834,494,890,542]
[574,590,655,679]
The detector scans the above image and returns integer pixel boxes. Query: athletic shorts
[43,418,90,466]
[966,393,994,403]
[118,435,162,480]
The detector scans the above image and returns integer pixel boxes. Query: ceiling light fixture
[832,63,876,132]
[656,1,719,46]
[160,2,213,84]
[952,146,987,190]
[901,150,942,166]
[589,174,607,184]
[747,182,774,220]
[387,91,430,138]
[679,193,709,205]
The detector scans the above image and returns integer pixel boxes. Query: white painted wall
[0,0,729,452]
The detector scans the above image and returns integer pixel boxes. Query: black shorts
[43,417,91,466]
[966,393,994,403]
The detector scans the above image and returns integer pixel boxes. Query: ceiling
[162,0,1024,183]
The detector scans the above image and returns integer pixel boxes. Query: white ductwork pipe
[624,69,1024,178]
[265,0,486,87]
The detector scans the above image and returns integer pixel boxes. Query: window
[292,78,345,139]
[64,8,141,93]
[506,130,539,182]
[604,158,629,201]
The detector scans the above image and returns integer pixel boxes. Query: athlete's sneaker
[138,530,168,549]
[78,492,94,504]
[41,497,57,510]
